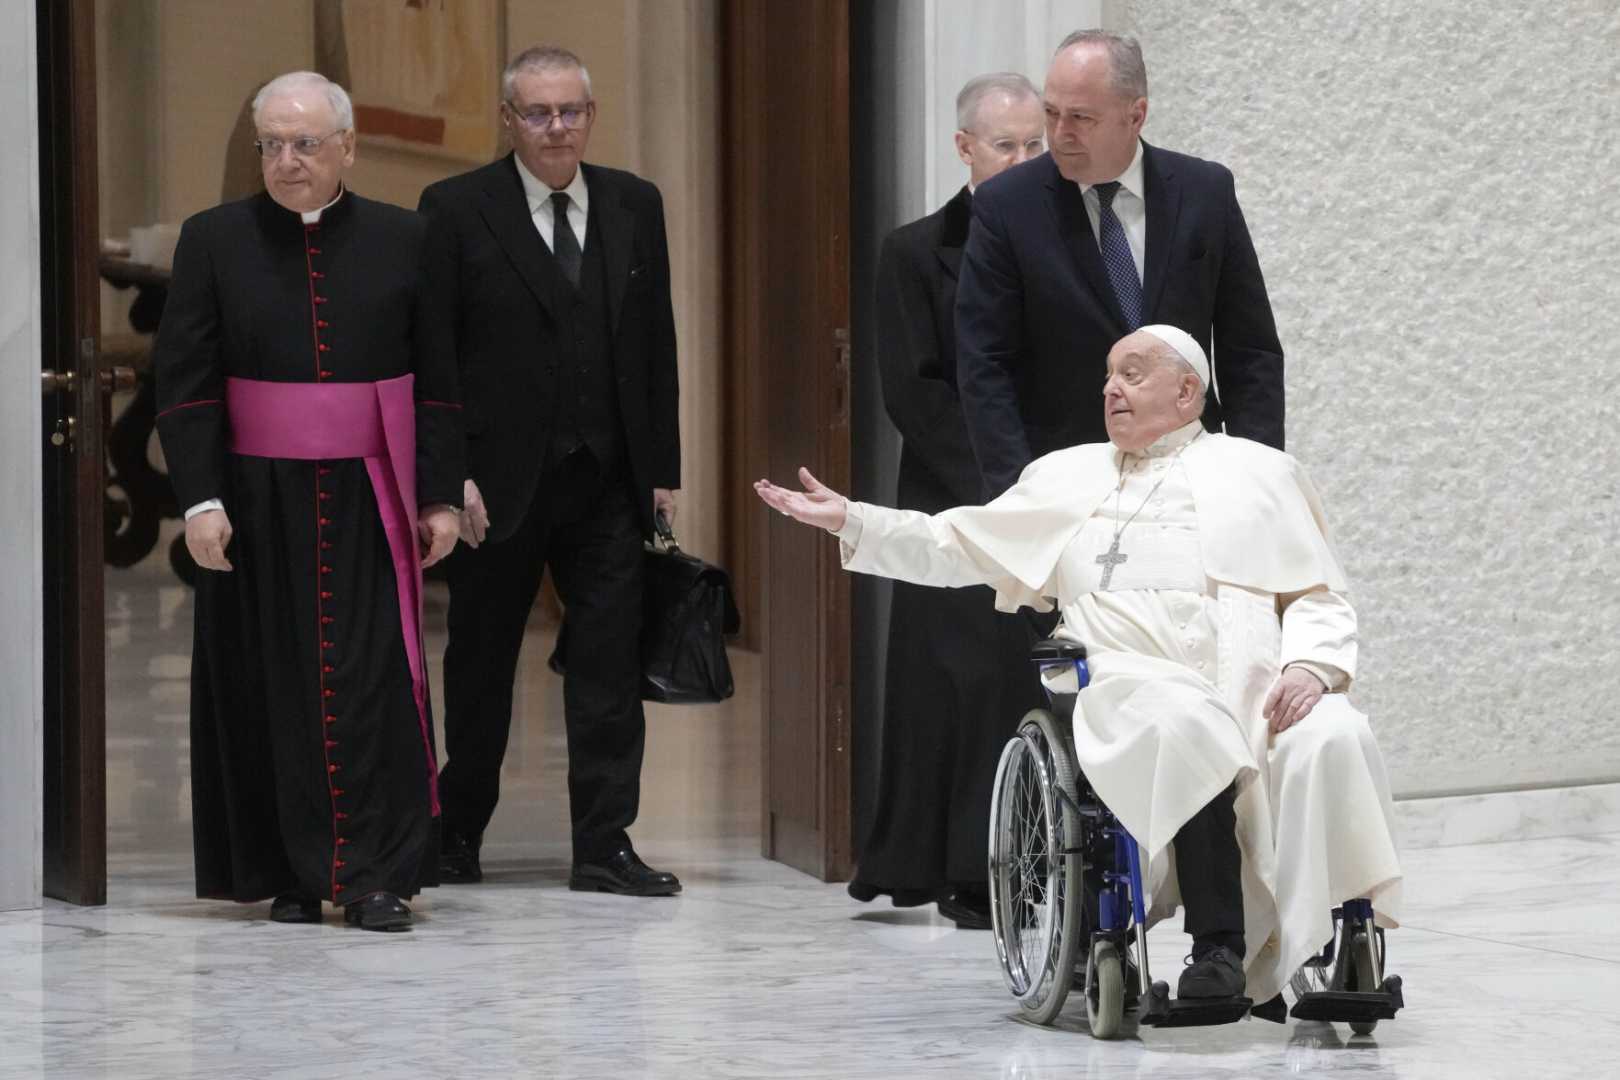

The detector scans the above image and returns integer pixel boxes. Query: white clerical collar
[515,154,589,218]
[300,185,346,224]
[1114,419,1204,462]
[1079,139,1145,202]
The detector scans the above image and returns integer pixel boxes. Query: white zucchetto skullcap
[1136,324,1210,388]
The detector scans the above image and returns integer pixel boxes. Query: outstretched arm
[755,462,1072,609]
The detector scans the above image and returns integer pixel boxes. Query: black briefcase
[548,516,740,704]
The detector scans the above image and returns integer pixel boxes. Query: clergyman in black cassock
[851,75,1047,929]
[153,73,463,931]
[416,47,682,896]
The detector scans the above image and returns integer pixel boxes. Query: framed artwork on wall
[319,0,507,164]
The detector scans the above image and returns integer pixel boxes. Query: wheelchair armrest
[1029,638,1086,663]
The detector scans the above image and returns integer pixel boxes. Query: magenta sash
[225,374,439,816]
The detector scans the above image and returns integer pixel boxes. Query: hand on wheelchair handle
[752,467,848,533]
[1264,666,1326,734]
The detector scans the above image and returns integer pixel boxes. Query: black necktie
[1093,181,1143,329]
[550,191,581,286]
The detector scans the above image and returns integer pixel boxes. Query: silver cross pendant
[1096,536,1128,590]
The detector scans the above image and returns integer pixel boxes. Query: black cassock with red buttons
[154,189,462,905]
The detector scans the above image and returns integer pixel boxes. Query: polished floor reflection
[4,542,1618,1078]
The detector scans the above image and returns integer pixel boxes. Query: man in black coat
[154,72,463,932]
[957,30,1284,498]
[854,73,1051,929]
[417,45,682,895]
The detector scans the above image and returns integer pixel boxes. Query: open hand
[1263,666,1326,735]
[753,467,848,533]
[185,509,234,572]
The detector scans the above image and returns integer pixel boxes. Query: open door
[723,0,853,880]
[38,0,106,906]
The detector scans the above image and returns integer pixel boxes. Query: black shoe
[439,831,483,884]
[1178,944,1246,999]
[569,848,681,897]
[343,891,413,932]
[936,891,991,930]
[268,894,322,924]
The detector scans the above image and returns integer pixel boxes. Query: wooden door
[38,0,106,906]
[723,0,853,880]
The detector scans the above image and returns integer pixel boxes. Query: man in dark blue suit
[956,30,1284,498]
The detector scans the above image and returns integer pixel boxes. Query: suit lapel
[1139,142,1182,322]
[1044,157,1127,332]
[586,164,635,336]
[477,154,559,321]
[935,184,970,280]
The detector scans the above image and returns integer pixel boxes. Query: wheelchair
[987,638,1404,1038]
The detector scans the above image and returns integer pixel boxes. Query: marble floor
[3,538,1618,1078]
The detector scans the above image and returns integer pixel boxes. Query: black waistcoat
[545,212,622,471]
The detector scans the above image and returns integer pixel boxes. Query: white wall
[1111,0,1620,795]
[0,0,44,911]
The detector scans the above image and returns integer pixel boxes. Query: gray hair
[503,45,593,101]
[955,72,1039,131]
[1054,29,1148,101]
[252,71,355,131]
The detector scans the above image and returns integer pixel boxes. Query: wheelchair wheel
[1085,939,1125,1039]
[1347,932,1379,1036]
[988,709,1084,1026]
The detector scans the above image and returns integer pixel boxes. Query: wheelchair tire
[988,709,1085,1026]
[1348,931,1379,1036]
[1086,939,1125,1039]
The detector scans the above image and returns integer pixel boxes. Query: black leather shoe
[569,848,681,896]
[269,894,321,924]
[1178,944,1246,999]
[440,831,483,884]
[343,891,413,932]
[937,891,991,930]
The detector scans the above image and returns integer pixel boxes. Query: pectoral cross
[1095,537,1128,590]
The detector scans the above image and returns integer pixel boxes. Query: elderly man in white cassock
[755,324,1402,1007]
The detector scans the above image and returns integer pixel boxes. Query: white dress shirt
[514,155,589,255]
[1078,139,1146,283]
[184,186,348,521]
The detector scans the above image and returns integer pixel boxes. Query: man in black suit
[417,45,681,896]
[852,73,1048,929]
[957,30,1284,498]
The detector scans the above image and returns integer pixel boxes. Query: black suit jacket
[875,186,985,512]
[955,143,1284,497]
[417,155,679,540]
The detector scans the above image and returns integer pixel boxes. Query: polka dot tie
[1093,181,1142,330]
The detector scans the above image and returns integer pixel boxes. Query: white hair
[503,45,593,102]
[955,72,1039,131]
[252,71,355,131]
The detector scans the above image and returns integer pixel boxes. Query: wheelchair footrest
[1137,980,1252,1027]
[1289,976,1404,1023]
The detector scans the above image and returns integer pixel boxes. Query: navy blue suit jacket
[955,143,1284,497]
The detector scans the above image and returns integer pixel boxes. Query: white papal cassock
[835,420,1402,1004]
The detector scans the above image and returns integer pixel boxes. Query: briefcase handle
[651,510,680,555]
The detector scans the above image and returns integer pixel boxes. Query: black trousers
[1173,783,1245,955]
[439,450,646,862]
[1083,785,1244,954]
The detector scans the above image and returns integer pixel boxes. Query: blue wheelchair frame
[1033,643,1252,1028]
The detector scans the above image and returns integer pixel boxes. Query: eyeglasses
[506,102,592,130]
[254,131,346,159]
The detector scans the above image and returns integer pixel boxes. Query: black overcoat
[854,188,1044,904]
